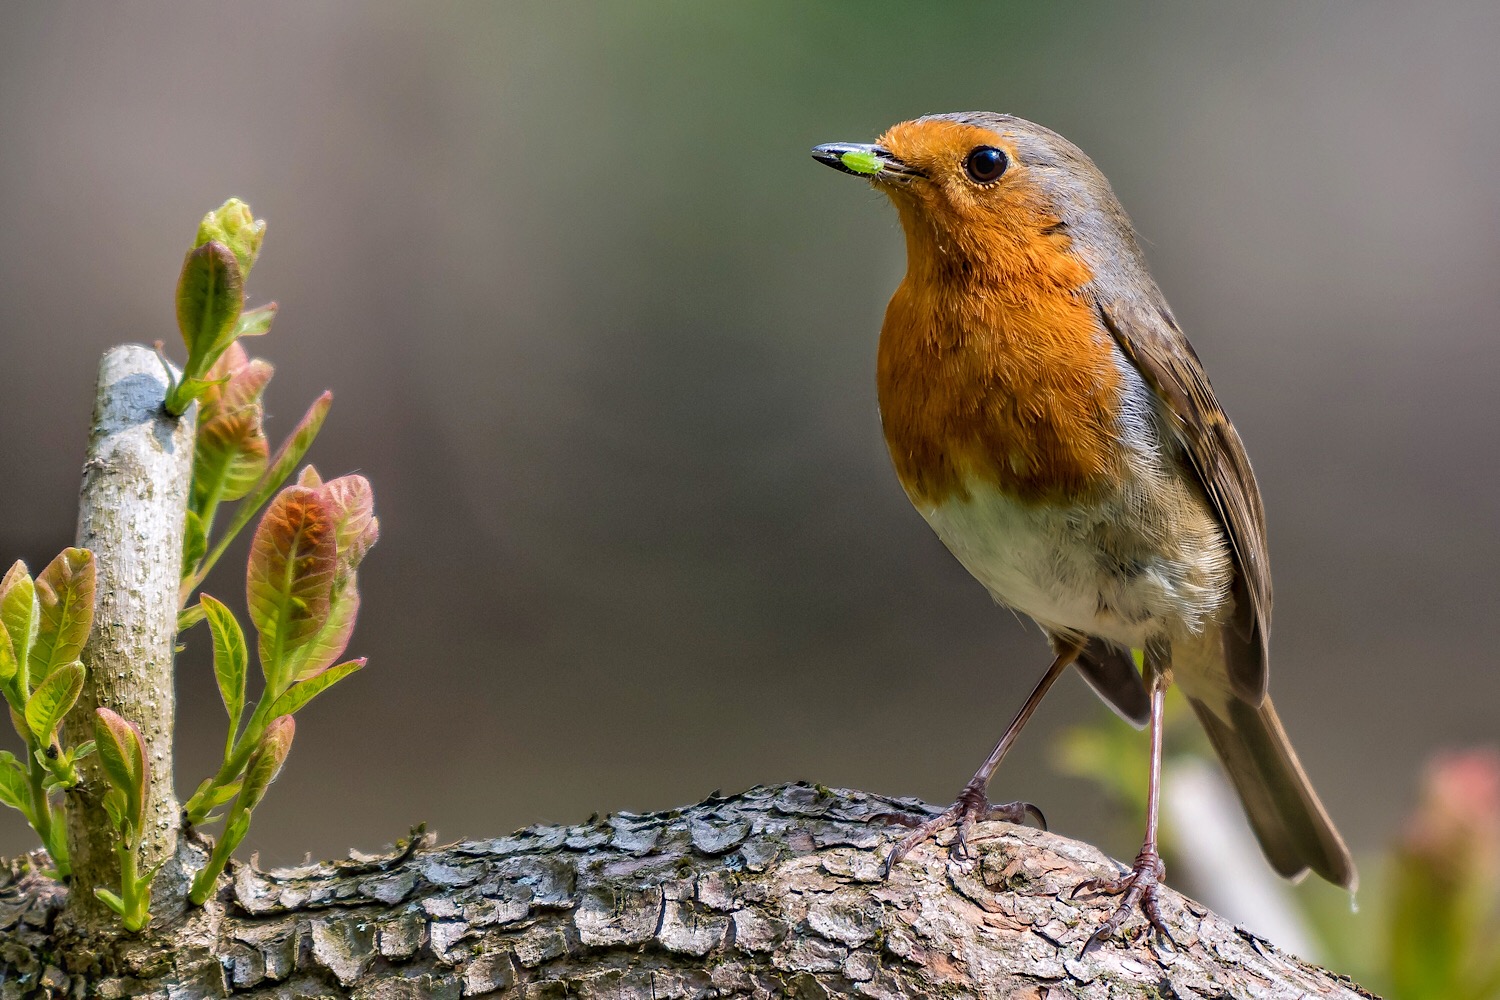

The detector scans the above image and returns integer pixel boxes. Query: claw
[881,783,1044,877]
[1074,847,1173,952]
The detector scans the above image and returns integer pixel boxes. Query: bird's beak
[811,143,923,181]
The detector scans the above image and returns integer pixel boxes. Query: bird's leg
[1074,663,1174,948]
[883,638,1083,877]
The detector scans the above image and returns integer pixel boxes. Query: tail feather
[1186,693,1357,891]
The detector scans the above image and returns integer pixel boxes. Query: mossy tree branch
[0,784,1376,998]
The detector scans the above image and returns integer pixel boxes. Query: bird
[811,112,1355,947]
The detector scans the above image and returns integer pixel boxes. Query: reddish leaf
[221,359,273,411]
[195,348,274,510]
[93,708,148,834]
[194,402,270,506]
[198,342,270,415]
[30,549,95,681]
[316,475,379,577]
[246,487,337,683]
[297,465,323,488]
[240,716,294,811]
[205,340,249,385]
[288,579,359,682]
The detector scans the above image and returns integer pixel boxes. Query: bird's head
[814,113,1143,292]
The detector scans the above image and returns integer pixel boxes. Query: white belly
[915,478,1230,649]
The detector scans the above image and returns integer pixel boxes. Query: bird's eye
[963,146,1008,184]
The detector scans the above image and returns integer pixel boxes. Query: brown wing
[1095,297,1271,705]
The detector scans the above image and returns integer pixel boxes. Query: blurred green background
[0,2,1496,876]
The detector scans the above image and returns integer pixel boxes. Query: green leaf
[0,562,36,691]
[246,487,336,685]
[6,705,26,745]
[101,787,126,832]
[25,662,84,746]
[269,658,365,718]
[200,595,247,732]
[171,375,230,410]
[177,240,244,361]
[286,580,359,682]
[194,778,242,814]
[178,603,207,632]
[0,751,31,814]
[235,302,277,338]
[182,510,207,580]
[195,199,265,279]
[223,809,252,850]
[259,393,332,507]
[94,886,126,914]
[0,620,16,689]
[29,548,96,682]
[239,716,294,811]
[93,707,148,833]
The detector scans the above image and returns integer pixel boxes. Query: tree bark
[0,783,1377,999]
[60,345,194,930]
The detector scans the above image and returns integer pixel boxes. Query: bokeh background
[0,2,1496,880]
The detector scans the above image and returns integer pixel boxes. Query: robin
[812,113,1355,946]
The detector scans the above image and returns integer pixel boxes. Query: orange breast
[878,229,1127,508]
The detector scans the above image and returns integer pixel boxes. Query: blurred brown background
[0,2,1496,868]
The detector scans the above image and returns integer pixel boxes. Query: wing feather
[1095,298,1271,704]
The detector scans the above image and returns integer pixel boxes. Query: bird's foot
[881,779,1045,877]
[1073,846,1174,951]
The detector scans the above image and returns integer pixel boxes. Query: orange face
[873,118,1086,293]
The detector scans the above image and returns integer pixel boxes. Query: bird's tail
[1185,692,1357,890]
